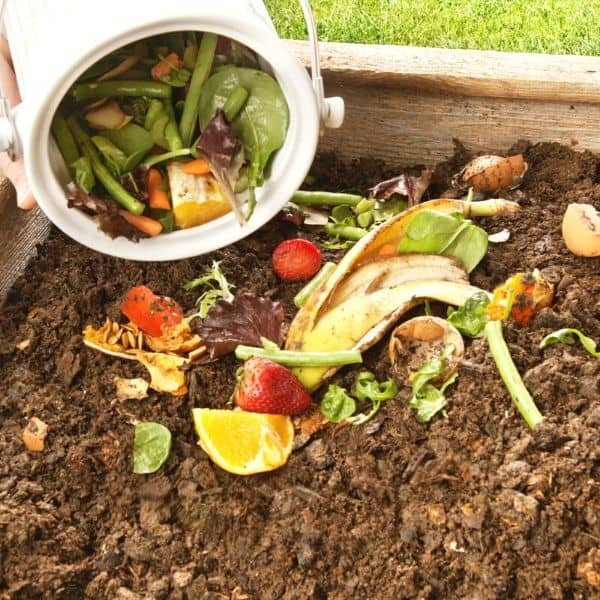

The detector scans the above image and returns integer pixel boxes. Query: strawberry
[234,356,312,416]
[272,238,322,281]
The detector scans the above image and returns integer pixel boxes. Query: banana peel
[329,254,467,309]
[285,197,518,390]
[292,279,480,390]
[286,198,518,348]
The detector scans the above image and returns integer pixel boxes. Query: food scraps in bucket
[53,32,289,240]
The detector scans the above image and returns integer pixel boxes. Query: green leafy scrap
[397,210,488,273]
[447,291,491,337]
[320,371,398,425]
[409,345,458,423]
[539,327,600,358]
[133,422,172,474]
[183,260,235,321]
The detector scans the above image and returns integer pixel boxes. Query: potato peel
[132,351,188,396]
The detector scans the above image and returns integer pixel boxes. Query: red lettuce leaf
[198,292,286,358]
[370,167,433,207]
[66,183,142,241]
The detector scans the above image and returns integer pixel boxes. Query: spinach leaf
[133,422,172,474]
[197,66,289,205]
[91,135,128,177]
[397,210,488,273]
[70,156,95,193]
[99,123,154,171]
[447,291,491,337]
[319,385,356,423]
[539,327,600,358]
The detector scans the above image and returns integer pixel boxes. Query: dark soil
[1,142,600,600]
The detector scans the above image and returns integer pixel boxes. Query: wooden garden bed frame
[2,41,600,302]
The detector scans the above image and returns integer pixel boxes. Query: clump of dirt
[1,142,599,599]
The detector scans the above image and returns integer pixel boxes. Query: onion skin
[458,154,528,193]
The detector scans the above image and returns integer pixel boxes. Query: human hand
[0,36,35,209]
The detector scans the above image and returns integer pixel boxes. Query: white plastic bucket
[0,0,343,261]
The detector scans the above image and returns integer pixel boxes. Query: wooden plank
[314,82,600,164]
[0,178,50,306]
[287,40,600,103]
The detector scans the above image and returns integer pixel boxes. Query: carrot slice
[181,159,211,175]
[151,52,181,81]
[119,210,163,237]
[146,168,171,210]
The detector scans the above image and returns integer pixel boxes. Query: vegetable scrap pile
[3,142,600,598]
[53,33,288,240]
[76,149,597,474]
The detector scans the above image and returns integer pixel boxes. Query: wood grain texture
[0,178,50,306]
[315,82,600,165]
[284,41,600,164]
[287,40,600,103]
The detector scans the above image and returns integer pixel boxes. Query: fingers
[0,153,35,209]
[0,36,35,209]
[0,38,20,107]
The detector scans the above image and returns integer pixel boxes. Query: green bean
[223,86,249,122]
[292,190,365,207]
[51,114,80,167]
[72,80,172,102]
[144,99,164,130]
[179,32,218,147]
[356,211,374,228]
[293,262,337,308]
[234,345,362,368]
[324,223,368,241]
[67,116,145,215]
[162,100,183,151]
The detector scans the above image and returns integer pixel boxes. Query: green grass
[264,0,600,55]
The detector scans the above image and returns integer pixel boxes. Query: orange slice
[192,408,294,475]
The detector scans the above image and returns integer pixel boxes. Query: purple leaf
[198,292,286,358]
[66,183,141,241]
[370,168,433,207]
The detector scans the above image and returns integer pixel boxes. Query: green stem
[67,116,145,215]
[324,223,368,241]
[292,190,365,207]
[463,198,520,218]
[179,32,218,147]
[234,345,362,368]
[294,262,337,308]
[72,80,172,102]
[484,320,543,429]
[143,148,192,168]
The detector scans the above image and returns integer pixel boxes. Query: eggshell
[562,203,600,257]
